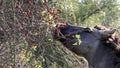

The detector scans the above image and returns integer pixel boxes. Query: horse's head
[53,23,116,57]
[53,23,120,68]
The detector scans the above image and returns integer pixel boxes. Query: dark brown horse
[53,23,120,68]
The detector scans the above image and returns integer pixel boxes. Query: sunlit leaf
[35,60,42,68]
[41,11,46,16]
[25,58,30,62]
[42,0,45,3]
[21,54,26,59]
[42,58,45,62]
[34,32,38,36]
[49,15,53,20]
[78,39,81,45]
[73,42,77,46]
[75,34,80,39]
[50,22,56,27]
[48,38,53,42]
[31,46,37,51]
[75,34,81,45]
[28,51,32,57]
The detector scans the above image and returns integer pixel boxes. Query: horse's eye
[84,28,93,32]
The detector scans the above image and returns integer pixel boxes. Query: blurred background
[0,0,120,68]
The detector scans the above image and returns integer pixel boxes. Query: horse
[53,23,120,68]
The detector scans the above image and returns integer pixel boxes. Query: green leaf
[75,34,80,39]
[31,46,37,51]
[41,11,46,16]
[49,15,53,20]
[40,56,45,62]
[78,39,81,45]
[50,22,56,27]
[34,32,38,36]
[73,42,77,46]
[42,0,45,3]
[48,38,53,42]
[75,34,81,45]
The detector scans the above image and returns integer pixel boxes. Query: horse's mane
[94,25,120,51]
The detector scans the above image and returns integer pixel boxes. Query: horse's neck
[87,43,115,68]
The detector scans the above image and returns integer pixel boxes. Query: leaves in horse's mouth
[75,34,80,39]
[73,34,81,46]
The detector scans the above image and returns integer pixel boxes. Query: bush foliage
[0,0,119,68]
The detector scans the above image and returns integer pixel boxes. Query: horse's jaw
[74,39,101,60]
[87,43,116,68]
[61,39,101,60]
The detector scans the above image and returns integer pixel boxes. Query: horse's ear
[100,29,116,36]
